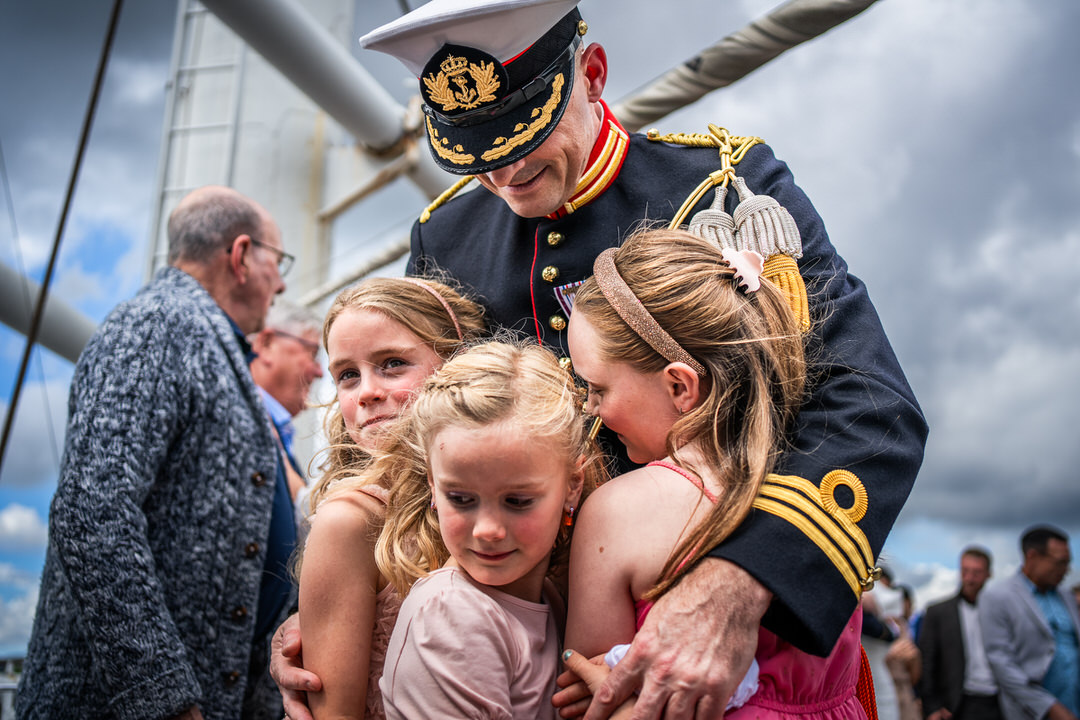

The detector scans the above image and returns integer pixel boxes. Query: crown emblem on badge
[440,54,470,77]
[422,46,503,113]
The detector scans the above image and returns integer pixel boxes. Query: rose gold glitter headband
[592,248,706,376]
[400,278,463,341]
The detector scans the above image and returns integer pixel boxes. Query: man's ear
[228,235,251,282]
[250,328,274,355]
[580,43,607,102]
[663,362,704,414]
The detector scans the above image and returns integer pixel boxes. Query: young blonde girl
[372,342,607,719]
[562,228,867,719]
[296,277,485,720]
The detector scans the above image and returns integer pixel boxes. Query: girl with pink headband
[559,227,871,720]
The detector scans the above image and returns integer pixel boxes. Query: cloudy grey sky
[1,0,1079,655]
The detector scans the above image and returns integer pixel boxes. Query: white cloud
[0,504,48,551]
[0,562,36,592]
[0,376,68,489]
[0,583,38,656]
[110,57,169,107]
[50,261,109,308]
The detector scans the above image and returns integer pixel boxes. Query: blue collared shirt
[1023,574,1080,715]
[258,387,296,459]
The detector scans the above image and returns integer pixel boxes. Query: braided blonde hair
[374,341,607,595]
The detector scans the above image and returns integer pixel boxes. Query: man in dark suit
[919,546,1003,720]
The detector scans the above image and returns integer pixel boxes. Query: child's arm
[298,492,384,718]
[565,482,640,658]
[560,651,635,720]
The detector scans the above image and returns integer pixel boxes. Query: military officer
[273,2,928,719]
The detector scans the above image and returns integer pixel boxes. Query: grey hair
[167,188,263,265]
[263,300,322,339]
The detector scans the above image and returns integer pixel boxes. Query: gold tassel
[763,254,810,333]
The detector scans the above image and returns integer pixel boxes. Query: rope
[419,176,475,223]
[856,643,879,720]
[0,0,125,476]
[0,142,62,473]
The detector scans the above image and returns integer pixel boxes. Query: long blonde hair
[374,341,607,595]
[307,277,486,514]
[573,228,806,599]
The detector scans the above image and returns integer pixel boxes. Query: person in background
[981,526,1078,720]
[864,566,905,720]
[249,300,324,508]
[918,545,1001,720]
[886,584,923,720]
[17,186,293,720]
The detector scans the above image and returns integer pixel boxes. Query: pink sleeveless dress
[639,462,867,719]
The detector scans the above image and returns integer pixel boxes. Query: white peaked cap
[360,0,582,76]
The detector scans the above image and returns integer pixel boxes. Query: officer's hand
[270,613,322,720]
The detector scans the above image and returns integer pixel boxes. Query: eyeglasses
[250,238,295,277]
[270,329,321,359]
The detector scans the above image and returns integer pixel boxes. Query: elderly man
[19,186,294,720]
[249,300,324,504]
[981,526,1079,720]
[274,2,927,718]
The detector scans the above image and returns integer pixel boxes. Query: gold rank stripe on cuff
[752,473,877,598]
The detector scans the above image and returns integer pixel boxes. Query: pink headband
[401,278,463,341]
[592,248,706,376]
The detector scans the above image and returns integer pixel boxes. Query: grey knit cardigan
[18,267,293,720]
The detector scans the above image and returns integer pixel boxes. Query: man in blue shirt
[982,525,1079,720]
[249,300,324,652]
[249,300,324,500]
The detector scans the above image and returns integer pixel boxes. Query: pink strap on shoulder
[647,460,718,504]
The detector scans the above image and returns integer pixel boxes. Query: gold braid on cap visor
[592,248,706,376]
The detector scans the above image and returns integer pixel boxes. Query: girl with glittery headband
[372,341,607,718]
[559,228,870,720]
[294,276,485,720]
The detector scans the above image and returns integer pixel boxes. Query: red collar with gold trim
[546,101,629,220]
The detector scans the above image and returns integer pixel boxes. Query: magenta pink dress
[641,462,868,719]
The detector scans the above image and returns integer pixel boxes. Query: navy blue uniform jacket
[410,125,928,656]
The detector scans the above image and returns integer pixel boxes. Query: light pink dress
[380,566,559,720]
